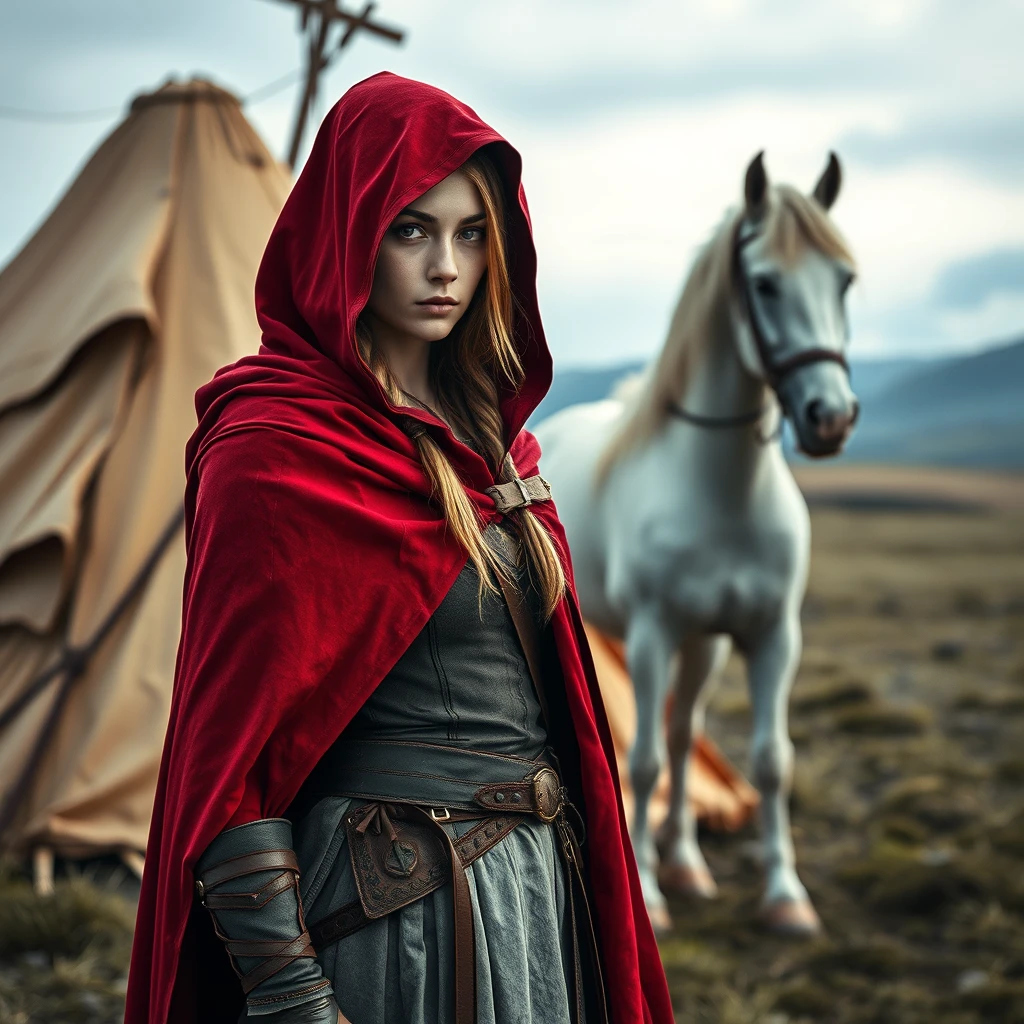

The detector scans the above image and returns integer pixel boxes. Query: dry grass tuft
[833,703,932,736]
[0,865,134,1024]
[792,679,876,715]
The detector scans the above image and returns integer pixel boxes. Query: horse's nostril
[849,400,860,427]
[805,400,823,426]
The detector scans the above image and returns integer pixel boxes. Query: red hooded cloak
[125,72,673,1024]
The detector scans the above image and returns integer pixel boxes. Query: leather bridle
[670,219,850,433]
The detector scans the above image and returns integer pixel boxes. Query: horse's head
[732,152,859,457]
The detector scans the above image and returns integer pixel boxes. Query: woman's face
[364,169,488,347]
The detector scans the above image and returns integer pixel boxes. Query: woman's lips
[416,298,458,315]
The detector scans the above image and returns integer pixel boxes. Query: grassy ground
[1,487,1022,1023]
[662,501,1024,1023]
[0,864,135,1023]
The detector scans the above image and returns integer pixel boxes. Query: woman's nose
[428,240,458,283]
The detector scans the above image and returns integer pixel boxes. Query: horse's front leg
[746,612,821,936]
[657,632,730,899]
[625,608,676,933]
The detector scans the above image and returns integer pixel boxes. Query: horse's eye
[753,276,780,299]
[840,272,856,297]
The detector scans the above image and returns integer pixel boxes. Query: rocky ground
[1,483,1023,1023]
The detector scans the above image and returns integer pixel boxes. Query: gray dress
[290,530,580,1024]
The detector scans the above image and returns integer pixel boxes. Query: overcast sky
[2,0,1022,366]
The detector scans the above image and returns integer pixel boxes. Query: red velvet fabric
[125,73,673,1024]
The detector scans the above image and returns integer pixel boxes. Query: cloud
[509,94,891,293]
[931,248,1024,309]
[840,113,1024,186]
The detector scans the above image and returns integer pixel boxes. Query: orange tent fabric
[583,623,758,832]
[0,79,291,864]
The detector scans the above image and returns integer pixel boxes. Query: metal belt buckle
[430,807,451,822]
[195,879,206,906]
[532,767,561,823]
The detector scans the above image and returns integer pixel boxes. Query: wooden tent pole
[287,5,332,169]
[267,0,405,169]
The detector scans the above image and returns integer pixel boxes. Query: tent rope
[0,506,185,844]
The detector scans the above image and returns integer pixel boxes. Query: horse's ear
[744,151,769,220]
[812,152,842,210]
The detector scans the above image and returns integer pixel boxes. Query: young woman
[126,73,672,1024]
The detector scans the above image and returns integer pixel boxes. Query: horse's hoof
[647,901,673,935]
[658,863,719,899]
[760,897,821,938]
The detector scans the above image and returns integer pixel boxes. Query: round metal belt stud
[494,792,505,803]
[511,792,522,803]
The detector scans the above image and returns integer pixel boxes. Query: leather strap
[557,816,610,1024]
[407,805,476,1024]
[224,935,317,994]
[454,814,523,864]
[485,473,551,514]
[493,559,551,729]
[473,766,563,821]
[668,399,766,430]
[732,221,850,391]
[198,848,299,891]
[201,868,295,910]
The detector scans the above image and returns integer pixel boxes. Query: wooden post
[267,0,405,169]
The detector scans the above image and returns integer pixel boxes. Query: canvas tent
[0,79,291,877]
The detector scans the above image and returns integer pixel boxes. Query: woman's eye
[395,224,425,240]
[459,228,485,242]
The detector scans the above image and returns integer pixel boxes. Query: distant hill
[844,337,1024,468]
[876,338,1022,421]
[848,357,952,401]
[531,340,1024,469]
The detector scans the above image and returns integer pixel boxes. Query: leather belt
[298,737,562,812]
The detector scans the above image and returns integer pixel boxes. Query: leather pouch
[345,803,451,920]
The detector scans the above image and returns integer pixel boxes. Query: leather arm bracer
[195,817,337,1020]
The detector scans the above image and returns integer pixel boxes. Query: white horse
[535,153,858,934]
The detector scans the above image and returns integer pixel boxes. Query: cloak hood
[126,73,671,1024]
[190,70,550,477]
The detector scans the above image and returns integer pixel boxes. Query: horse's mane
[595,186,855,484]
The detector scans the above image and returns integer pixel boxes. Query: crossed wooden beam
[269,0,405,168]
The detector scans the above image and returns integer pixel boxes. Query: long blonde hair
[359,151,566,618]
